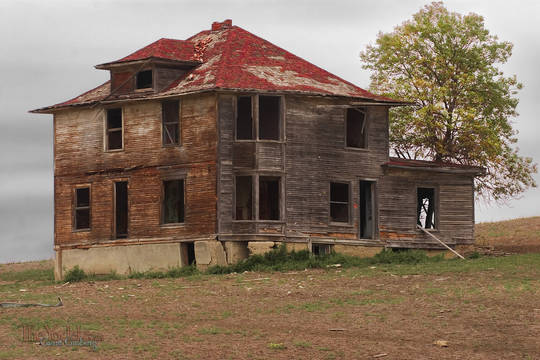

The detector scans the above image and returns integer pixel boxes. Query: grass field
[1,218,540,359]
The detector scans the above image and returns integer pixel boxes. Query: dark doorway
[359,181,375,239]
[115,181,128,238]
[181,242,196,266]
[259,177,280,220]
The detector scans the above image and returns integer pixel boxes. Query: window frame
[234,94,283,142]
[135,69,153,90]
[160,177,186,227]
[329,181,352,225]
[233,175,254,221]
[161,99,181,147]
[113,180,129,239]
[72,185,91,232]
[258,176,281,221]
[415,185,439,231]
[345,107,368,150]
[104,107,124,152]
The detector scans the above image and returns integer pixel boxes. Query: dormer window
[136,70,153,89]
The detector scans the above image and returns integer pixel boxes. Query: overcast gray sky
[0,0,538,263]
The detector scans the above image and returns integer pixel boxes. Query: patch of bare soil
[1,262,540,359]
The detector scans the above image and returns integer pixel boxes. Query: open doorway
[359,180,375,239]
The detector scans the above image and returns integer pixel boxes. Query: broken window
[163,179,185,224]
[346,108,367,148]
[115,181,128,238]
[74,187,90,230]
[106,108,123,150]
[236,96,253,140]
[162,100,180,146]
[360,180,375,239]
[136,70,153,89]
[259,177,280,220]
[259,96,280,140]
[235,176,253,220]
[417,187,436,229]
[312,244,333,256]
[330,182,349,223]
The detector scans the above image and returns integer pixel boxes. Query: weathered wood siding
[218,93,475,248]
[379,169,475,247]
[284,96,389,240]
[54,93,218,247]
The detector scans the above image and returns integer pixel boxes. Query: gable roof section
[32,21,400,113]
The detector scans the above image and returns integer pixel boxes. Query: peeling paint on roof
[32,21,399,113]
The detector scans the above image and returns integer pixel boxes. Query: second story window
[106,108,123,151]
[259,96,280,140]
[346,108,367,148]
[162,100,180,146]
[236,96,253,140]
[74,187,91,230]
[236,95,281,141]
[136,70,153,89]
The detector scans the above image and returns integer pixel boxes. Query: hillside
[475,216,540,253]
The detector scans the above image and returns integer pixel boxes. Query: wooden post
[416,225,465,260]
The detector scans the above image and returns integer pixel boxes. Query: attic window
[136,70,153,89]
[346,108,367,148]
[417,187,436,229]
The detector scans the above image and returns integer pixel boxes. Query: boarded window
[360,181,375,239]
[236,96,253,140]
[417,187,436,229]
[259,177,280,220]
[346,108,367,148]
[163,179,185,224]
[115,181,128,238]
[106,108,123,150]
[330,182,349,223]
[235,176,253,220]
[136,70,153,89]
[259,96,280,140]
[162,100,180,145]
[74,187,90,230]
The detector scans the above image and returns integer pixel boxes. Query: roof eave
[95,57,201,70]
[382,163,485,176]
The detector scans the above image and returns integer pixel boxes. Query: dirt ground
[1,255,540,359]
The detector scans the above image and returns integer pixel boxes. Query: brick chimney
[211,19,232,31]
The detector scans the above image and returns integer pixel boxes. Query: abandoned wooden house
[31,20,484,280]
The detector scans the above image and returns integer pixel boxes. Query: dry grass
[475,216,540,252]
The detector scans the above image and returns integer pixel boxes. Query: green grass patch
[0,267,54,282]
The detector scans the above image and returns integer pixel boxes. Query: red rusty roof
[32,20,400,113]
[97,38,198,66]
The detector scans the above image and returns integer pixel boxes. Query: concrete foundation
[247,241,275,255]
[223,242,249,264]
[283,242,309,252]
[55,240,228,280]
[194,241,227,270]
